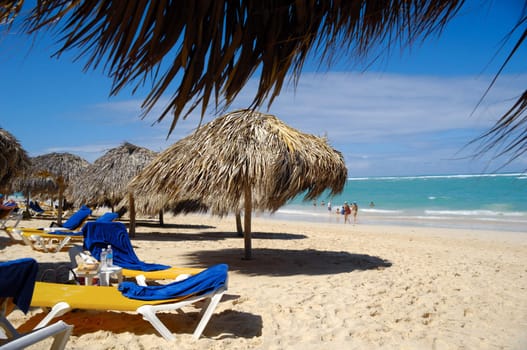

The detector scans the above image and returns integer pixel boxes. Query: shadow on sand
[132,230,307,243]
[182,248,392,276]
[135,221,216,230]
[0,235,18,250]
[20,307,262,339]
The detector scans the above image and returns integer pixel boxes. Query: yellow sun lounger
[8,228,83,253]
[31,278,227,341]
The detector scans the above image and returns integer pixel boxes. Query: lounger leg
[137,289,226,341]
[49,321,73,350]
[0,315,20,339]
[23,234,49,252]
[1,228,18,242]
[35,302,72,329]
[54,236,71,253]
[11,213,22,228]
[192,291,224,340]
[137,305,176,341]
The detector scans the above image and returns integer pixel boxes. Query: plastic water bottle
[106,245,113,267]
[100,248,107,269]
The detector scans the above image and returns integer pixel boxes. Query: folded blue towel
[118,264,228,300]
[0,258,38,313]
[62,205,92,230]
[82,222,170,271]
[95,212,119,223]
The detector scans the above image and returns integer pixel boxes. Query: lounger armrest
[0,320,72,350]
[35,302,72,330]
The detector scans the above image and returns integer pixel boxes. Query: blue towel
[95,212,119,222]
[82,222,170,271]
[118,264,228,300]
[47,230,83,236]
[62,205,92,230]
[34,202,44,212]
[29,201,44,213]
[0,258,38,313]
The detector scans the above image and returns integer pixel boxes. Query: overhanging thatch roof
[130,109,347,216]
[0,128,30,192]
[3,1,524,164]
[4,0,465,131]
[67,142,156,207]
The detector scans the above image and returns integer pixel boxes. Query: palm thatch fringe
[4,1,524,164]
[4,0,463,132]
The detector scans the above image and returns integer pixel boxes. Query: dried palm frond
[3,1,526,164]
[7,0,463,132]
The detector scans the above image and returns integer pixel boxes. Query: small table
[73,266,123,286]
[72,268,99,286]
[98,266,123,286]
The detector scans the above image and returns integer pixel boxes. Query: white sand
[2,214,526,349]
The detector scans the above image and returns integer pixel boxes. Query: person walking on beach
[351,202,359,224]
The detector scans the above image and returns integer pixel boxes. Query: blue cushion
[118,264,228,300]
[62,205,92,230]
[95,212,119,222]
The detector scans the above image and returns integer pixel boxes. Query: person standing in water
[351,202,359,224]
[343,202,351,223]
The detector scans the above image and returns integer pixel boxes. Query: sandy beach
[1,213,526,349]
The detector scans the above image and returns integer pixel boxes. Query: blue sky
[1,1,526,177]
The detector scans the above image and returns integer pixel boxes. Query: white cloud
[46,71,525,174]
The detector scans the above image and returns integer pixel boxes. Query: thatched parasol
[129,109,347,259]
[67,142,156,236]
[31,152,90,224]
[0,128,30,192]
[11,175,58,214]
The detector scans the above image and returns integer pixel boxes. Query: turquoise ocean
[267,173,527,232]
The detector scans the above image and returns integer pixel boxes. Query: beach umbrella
[31,152,90,225]
[129,109,347,259]
[0,128,30,192]
[67,142,156,236]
